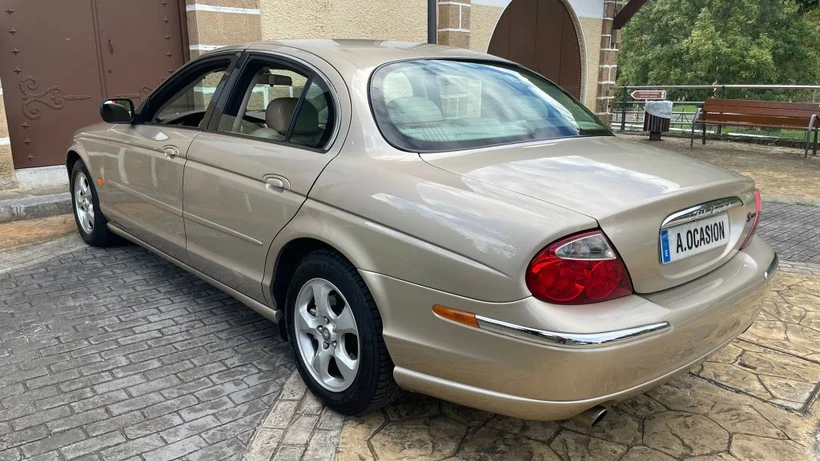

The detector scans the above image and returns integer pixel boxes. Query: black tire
[286,249,401,415]
[69,161,120,247]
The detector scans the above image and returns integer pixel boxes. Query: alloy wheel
[294,278,361,392]
[74,172,95,234]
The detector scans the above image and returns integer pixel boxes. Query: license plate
[660,213,730,264]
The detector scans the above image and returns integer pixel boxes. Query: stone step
[0,191,71,224]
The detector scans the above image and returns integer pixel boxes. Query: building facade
[0,0,622,189]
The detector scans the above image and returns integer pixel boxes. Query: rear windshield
[370,60,611,152]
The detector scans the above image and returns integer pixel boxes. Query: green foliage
[795,0,819,13]
[618,0,820,97]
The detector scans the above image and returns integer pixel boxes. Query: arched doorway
[488,0,583,99]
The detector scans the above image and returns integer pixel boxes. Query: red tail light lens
[740,189,762,250]
[526,230,633,304]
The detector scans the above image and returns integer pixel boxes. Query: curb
[0,192,72,224]
[763,194,818,207]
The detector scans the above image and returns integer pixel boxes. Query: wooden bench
[690,99,820,158]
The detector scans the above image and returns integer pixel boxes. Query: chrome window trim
[474,315,670,349]
[660,197,743,230]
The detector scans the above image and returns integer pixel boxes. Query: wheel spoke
[335,305,357,335]
[311,348,334,382]
[311,281,332,318]
[334,347,358,383]
[295,305,319,332]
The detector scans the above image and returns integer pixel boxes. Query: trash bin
[643,100,673,141]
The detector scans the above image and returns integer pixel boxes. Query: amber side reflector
[432,305,479,328]
[97,178,105,186]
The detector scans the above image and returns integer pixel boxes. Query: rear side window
[216,57,336,150]
[370,60,610,152]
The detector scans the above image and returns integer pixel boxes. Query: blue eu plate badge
[660,229,671,263]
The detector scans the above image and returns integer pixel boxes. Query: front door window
[143,60,231,129]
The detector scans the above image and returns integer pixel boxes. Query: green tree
[795,0,819,13]
[618,0,820,93]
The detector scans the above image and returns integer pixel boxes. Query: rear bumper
[362,236,775,420]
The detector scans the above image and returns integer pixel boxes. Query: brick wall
[438,0,471,49]
[185,0,262,58]
[594,0,623,125]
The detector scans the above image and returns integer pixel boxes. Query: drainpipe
[428,0,437,44]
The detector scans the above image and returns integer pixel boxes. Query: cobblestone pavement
[0,238,296,460]
[757,203,820,264]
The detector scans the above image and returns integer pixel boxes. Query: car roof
[245,39,507,70]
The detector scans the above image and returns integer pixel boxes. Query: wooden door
[0,0,187,169]
[488,0,583,99]
[95,0,187,102]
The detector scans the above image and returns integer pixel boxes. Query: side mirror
[100,98,135,124]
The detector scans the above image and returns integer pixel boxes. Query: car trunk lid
[421,136,757,294]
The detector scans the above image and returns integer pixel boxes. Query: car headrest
[266,98,320,135]
[386,97,443,125]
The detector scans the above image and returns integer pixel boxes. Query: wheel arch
[66,142,94,177]
[269,235,366,339]
[66,150,83,173]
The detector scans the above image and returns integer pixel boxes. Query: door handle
[162,145,179,159]
[265,177,288,192]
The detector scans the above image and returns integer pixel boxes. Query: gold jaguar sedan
[66,40,777,423]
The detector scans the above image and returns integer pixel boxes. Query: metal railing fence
[613,84,820,138]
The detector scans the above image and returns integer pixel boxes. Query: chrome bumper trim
[474,315,671,349]
[660,197,743,229]
[765,252,779,280]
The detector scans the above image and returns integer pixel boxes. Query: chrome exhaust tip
[575,406,608,427]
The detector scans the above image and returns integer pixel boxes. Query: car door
[103,54,238,261]
[182,52,344,302]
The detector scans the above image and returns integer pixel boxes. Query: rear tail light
[740,189,762,250]
[526,230,633,305]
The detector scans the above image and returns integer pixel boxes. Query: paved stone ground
[628,134,820,201]
[757,204,820,264]
[0,239,296,461]
[242,373,344,461]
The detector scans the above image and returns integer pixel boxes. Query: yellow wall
[257,0,603,111]
[469,4,504,55]
[260,0,428,42]
[579,16,603,110]
[0,78,14,186]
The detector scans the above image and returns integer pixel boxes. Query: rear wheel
[286,249,401,414]
[70,161,119,247]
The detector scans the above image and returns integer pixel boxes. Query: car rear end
[364,234,774,420]
[361,57,776,420]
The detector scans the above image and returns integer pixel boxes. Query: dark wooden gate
[488,0,583,99]
[0,0,187,169]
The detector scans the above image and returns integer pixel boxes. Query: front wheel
[70,161,119,247]
[286,249,401,415]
